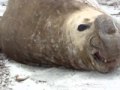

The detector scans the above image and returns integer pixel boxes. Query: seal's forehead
[80,7,103,22]
[66,7,103,25]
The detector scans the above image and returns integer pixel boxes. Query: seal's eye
[78,24,90,31]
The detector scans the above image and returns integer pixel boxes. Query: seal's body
[0,0,120,73]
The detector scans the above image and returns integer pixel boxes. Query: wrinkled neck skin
[65,7,120,73]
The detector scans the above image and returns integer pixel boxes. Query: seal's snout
[94,15,116,35]
[88,15,120,72]
[93,15,120,64]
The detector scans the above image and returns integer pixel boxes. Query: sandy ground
[0,0,120,90]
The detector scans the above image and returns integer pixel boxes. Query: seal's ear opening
[77,24,90,31]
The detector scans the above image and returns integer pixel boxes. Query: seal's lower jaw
[91,50,118,73]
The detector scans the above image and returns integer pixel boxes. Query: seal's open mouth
[91,50,118,73]
[93,51,116,64]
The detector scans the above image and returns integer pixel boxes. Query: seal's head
[66,6,120,73]
[88,15,120,73]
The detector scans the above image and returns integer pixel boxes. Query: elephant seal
[0,0,120,73]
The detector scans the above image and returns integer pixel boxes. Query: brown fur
[0,0,90,67]
[0,0,120,73]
